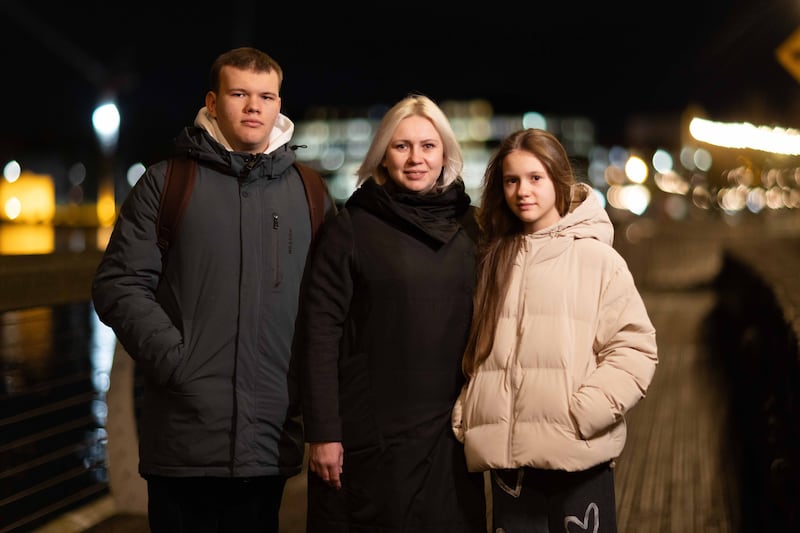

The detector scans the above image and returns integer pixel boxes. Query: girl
[453,128,658,533]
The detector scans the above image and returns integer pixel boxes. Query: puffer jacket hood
[521,182,613,263]
[561,182,613,243]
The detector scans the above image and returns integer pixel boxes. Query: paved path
[29,212,800,532]
[38,288,740,533]
[615,288,739,532]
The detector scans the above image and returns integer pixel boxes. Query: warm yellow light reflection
[625,156,648,184]
[0,171,55,223]
[4,197,22,219]
[689,117,800,155]
[0,224,55,254]
[97,195,116,228]
[654,171,690,195]
[606,184,652,215]
[95,225,113,250]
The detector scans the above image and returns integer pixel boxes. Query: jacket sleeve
[91,163,184,386]
[451,384,467,443]
[297,209,355,442]
[570,260,658,439]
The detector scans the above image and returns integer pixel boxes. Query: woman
[452,128,658,532]
[297,94,486,532]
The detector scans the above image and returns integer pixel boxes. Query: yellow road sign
[776,26,800,84]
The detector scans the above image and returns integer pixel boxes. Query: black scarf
[346,179,472,246]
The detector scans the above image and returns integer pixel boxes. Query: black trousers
[146,475,287,533]
[491,461,617,533]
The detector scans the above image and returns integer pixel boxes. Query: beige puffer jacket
[452,183,657,472]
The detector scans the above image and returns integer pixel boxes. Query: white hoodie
[194,106,294,154]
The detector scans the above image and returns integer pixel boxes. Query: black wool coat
[298,179,486,532]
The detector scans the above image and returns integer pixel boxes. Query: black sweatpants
[490,461,617,533]
[146,475,287,533]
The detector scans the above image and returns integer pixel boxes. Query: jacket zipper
[508,240,529,464]
[272,213,280,287]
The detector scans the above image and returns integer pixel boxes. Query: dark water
[0,302,116,533]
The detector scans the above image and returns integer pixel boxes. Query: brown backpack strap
[156,159,327,257]
[156,157,197,254]
[294,161,334,238]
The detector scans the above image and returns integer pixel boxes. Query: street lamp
[93,102,120,154]
[92,100,120,228]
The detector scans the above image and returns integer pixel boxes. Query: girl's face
[382,115,444,194]
[502,150,561,233]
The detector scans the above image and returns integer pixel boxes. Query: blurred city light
[92,102,120,154]
[0,223,55,254]
[689,117,800,155]
[625,156,649,184]
[0,170,55,223]
[126,163,146,187]
[3,160,21,183]
[92,100,120,228]
[4,101,800,257]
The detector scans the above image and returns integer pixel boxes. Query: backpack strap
[156,158,331,257]
[294,161,334,238]
[156,157,197,255]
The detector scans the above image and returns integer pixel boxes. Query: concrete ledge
[723,238,800,342]
[0,251,104,312]
[31,496,117,533]
[710,237,800,531]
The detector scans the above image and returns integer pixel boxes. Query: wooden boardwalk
[277,287,744,533]
[23,215,769,533]
[32,287,742,533]
[613,288,740,533]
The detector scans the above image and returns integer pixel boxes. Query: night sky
[2,0,799,167]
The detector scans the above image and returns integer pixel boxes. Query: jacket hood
[346,179,472,247]
[523,183,614,261]
[532,183,613,243]
[194,107,294,154]
[172,120,298,181]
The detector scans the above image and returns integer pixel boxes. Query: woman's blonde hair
[356,94,463,193]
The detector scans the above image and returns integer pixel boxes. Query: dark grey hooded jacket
[92,116,335,478]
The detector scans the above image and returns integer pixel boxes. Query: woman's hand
[309,441,344,490]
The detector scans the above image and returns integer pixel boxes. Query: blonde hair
[355,94,463,193]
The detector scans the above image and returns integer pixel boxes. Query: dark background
[2,0,799,166]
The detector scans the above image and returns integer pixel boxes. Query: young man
[92,47,335,533]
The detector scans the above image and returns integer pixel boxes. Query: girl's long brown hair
[462,128,576,378]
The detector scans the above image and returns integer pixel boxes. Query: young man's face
[206,65,281,153]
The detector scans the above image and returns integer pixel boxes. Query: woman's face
[382,115,444,194]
